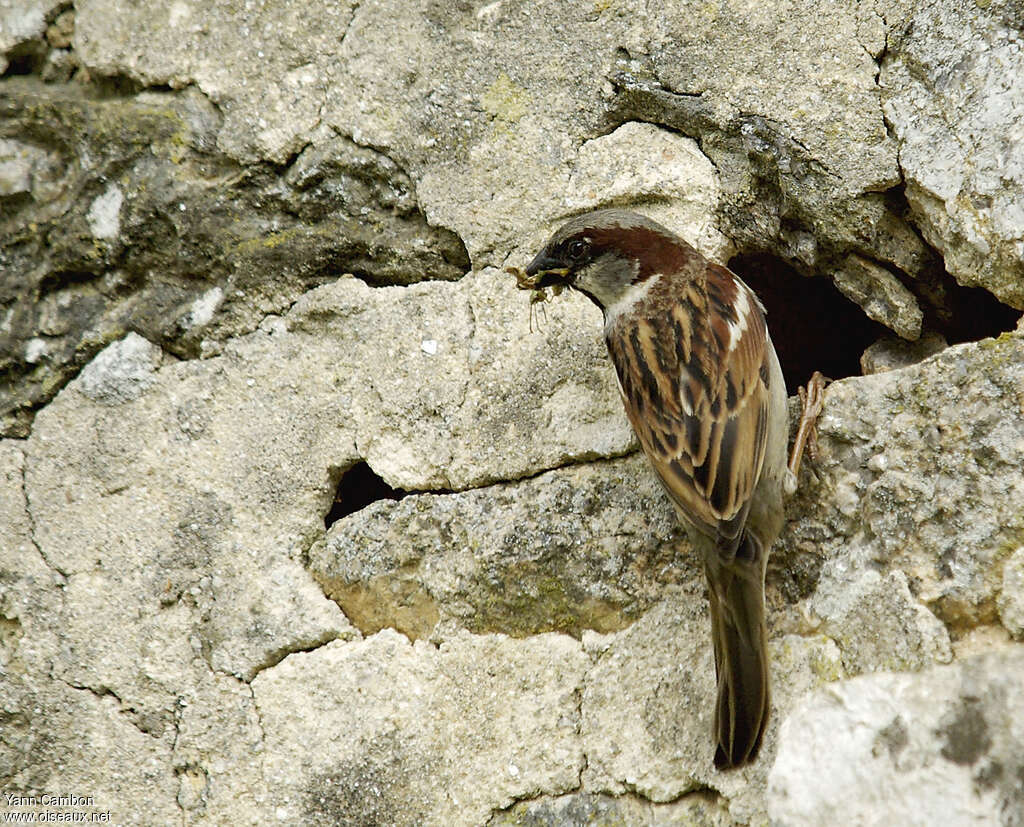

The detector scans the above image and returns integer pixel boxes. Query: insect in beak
[505,266,565,332]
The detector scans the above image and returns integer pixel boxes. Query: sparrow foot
[787,371,828,486]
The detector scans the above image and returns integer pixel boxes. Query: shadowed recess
[926,280,1020,346]
[731,253,1021,394]
[730,253,887,393]
[880,183,1021,345]
[1,47,47,78]
[324,462,407,528]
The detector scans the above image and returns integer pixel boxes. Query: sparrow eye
[567,239,588,260]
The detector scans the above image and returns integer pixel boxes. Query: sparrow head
[525,209,694,311]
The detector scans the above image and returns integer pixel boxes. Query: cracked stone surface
[310,453,683,640]
[285,270,634,490]
[782,332,1024,637]
[0,1,64,74]
[71,0,895,264]
[832,254,923,340]
[860,331,949,375]
[768,649,1024,825]
[8,305,1023,823]
[74,0,359,164]
[881,0,1024,310]
[0,79,468,437]
[999,546,1024,639]
[3,0,1024,824]
[252,630,588,826]
[6,0,1020,440]
[488,790,732,826]
[579,598,846,822]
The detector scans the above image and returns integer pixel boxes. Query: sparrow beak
[525,252,571,288]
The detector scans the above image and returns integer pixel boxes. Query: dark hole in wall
[729,253,888,394]
[324,461,407,528]
[37,268,105,298]
[918,278,1020,346]
[87,74,156,98]
[881,183,1020,345]
[2,45,47,78]
[731,252,1022,394]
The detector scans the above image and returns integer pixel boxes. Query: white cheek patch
[602,271,659,331]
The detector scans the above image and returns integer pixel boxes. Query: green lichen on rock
[0,78,469,437]
[481,72,529,123]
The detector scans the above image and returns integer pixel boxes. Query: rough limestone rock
[1000,547,1024,639]
[287,270,633,489]
[783,332,1024,638]
[252,631,588,826]
[489,791,732,826]
[860,331,948,375]
[7,314,1024,824]
[579,598,846,822]
[833,254,923,340]
[310,454,682,640]
[881,0,1024,309]
[0,1,64,73]
[9,287,1020,824]
[0,79,468,437]
[563,121,734,264]
[72,0,896,263]
[6,0,1018,436]
[768,649,1024,825]
[3,0,1024,824]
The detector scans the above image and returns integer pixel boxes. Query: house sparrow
[518,209,797,769]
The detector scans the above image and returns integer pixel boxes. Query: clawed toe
[788,371,829,482]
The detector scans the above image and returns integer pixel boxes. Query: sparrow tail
[704,531,770,770]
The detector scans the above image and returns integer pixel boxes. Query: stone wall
[2,1,1023,824]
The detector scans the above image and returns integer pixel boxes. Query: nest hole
[730,253,1020,394]
[2,45,48,78]
[324,462,407,528]
[729,253,887,393]
[924,280,1020,346]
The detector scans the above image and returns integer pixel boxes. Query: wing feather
[607,266,771,551]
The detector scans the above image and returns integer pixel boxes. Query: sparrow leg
[787,371,828,481]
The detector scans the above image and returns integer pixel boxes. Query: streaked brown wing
[607,265,770,548]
